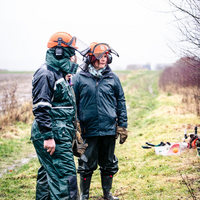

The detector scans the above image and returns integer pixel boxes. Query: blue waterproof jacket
[72,65,127,137]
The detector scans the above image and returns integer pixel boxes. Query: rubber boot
[80,176,92,200]
[101,175,119,200]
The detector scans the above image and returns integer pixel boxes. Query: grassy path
[1,70,200,199]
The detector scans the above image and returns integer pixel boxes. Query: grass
[1,69,200,199]
[0,122,35,172]
[0,158,38,199]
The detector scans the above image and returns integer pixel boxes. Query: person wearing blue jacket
[31,32,89,200]
[72,42,128,200]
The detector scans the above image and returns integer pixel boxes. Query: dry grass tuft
[0,84,33,129]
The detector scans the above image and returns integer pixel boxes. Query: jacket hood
[45,47,78,75]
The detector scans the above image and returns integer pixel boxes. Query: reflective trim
[33,102,52,109]
[52,106,73,109]
[54,78,65,90]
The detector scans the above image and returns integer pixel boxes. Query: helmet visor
[91,43,119,59]
[71,37,90,56]
[55,36,90,56]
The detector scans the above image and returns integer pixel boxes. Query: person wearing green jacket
[31,32,89,200]
[72,42,128,200]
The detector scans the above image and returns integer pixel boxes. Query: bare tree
[168,0,200,60]
[159,56,200,115]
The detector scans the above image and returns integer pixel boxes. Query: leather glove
[77,121,82,133]
[115,126,128,144]
[72,121,88,157]
[76,130,83,144]
[73,131,88,157]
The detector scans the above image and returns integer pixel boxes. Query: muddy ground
[0,73,33,109]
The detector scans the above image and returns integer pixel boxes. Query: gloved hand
[73,133,88,157]
[76,121,85,145]
[76,130,83,144]
[72,121,88,157]
[115,126,128,144]
[77,121,82,133]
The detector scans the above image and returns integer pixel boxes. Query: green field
[0,69,200,199]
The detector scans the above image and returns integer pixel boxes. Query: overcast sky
[0,0,180,71]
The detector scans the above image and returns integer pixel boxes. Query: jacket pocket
[52,127,66,143]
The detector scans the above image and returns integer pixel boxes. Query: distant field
[0,73,33,109]
[0,71,130,107]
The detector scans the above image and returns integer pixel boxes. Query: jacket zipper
[95,78,100,134]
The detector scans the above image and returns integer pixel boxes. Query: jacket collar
[80,64,113,78]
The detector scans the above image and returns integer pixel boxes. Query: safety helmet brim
[90,43,119,59]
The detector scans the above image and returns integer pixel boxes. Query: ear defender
[83,55,91,65]
[55,37,63,60]
[107,53,112,64]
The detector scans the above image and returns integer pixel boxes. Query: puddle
[0,153,37,178]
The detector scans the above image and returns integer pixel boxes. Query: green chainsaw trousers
[33,134,78,200]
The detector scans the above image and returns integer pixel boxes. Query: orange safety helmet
[47,32,76,48]
[83,42,119,65]
[89,42,109,56]
[88,42,119,60]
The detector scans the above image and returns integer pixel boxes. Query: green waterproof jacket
[72,65,127,137]
[31,47,78,141]
[31,64,76,141]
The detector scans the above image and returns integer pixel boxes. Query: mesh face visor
[54,37,90,56]
[91,43,119,59]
